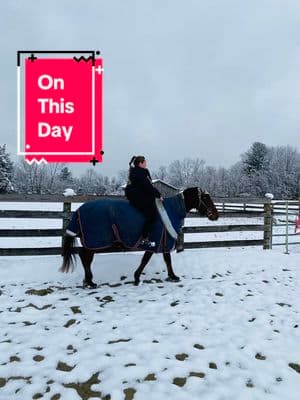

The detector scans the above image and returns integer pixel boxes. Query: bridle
[197,188,214,218]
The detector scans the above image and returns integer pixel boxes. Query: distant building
[121,179,179,198]
[151,179,179,197]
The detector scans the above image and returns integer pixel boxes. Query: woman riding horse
[60,187,219,288]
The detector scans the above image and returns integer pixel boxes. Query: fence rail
[0,195,298,256]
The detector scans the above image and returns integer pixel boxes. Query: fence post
[263,195,273,250]
[62,201,72,246]
[176,228,184,252]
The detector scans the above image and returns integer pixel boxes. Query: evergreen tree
[0,145,14,193]
[243,142,269,175]
[59,166,73,184]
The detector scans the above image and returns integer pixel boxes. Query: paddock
[0,195,299,399]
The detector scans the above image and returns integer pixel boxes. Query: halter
[197,188,214,218]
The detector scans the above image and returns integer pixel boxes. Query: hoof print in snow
[289,363,300,373]
[25,288,54,296]
[173,377,187,387]
[209,362,217,369]
[108,338,132,344]
[176,353,189,361]
[277,303,291,308]
[33,393,43,399]
[56,361,75,372]
[246,379,254,388]
[194,344,205,350]
[9,356,21,362]
[64,319,76,328]
[70,306,82,314]
[50,395,61,400]
[255,353,266,360]
[66,345,77,354]
[189,372,205,378]
[23,320,37,326]
[124,388,136,400]
[33,355,45,362]
[144,373,156,381]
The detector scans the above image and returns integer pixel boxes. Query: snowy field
[0,202,300,399]
[0,249,300,400]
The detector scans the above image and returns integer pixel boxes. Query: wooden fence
[0,194,298,256]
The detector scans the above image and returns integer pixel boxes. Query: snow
[64,188,76,197]
[0,248,300,399]
[265,193,274,200]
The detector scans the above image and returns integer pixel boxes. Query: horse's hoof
[134,272,140,286]
[134,275,140,286]
[83,280,97,289]
[166,275,180,282]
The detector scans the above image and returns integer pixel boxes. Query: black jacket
[125,167,161,205]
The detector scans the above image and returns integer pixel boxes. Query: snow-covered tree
[168,158,205,188]
[0,145,14,193]
[242,142,269,175]
[153,166,168,181]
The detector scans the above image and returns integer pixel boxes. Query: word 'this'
[37,74,74,142]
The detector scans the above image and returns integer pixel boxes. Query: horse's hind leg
[163,252,180,282]
[78,248,96,288]
[133,251,153,286]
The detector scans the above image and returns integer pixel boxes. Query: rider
[125,155,162,247]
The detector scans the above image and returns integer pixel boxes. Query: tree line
[0,142,299,198]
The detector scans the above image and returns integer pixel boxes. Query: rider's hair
[128,156,145,183]
[129,155,145,168]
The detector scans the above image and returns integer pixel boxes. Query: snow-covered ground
[1,250,300,399]
[0,203,299,399]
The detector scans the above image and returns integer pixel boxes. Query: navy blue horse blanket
[66,194,186,253]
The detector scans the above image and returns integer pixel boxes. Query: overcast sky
[1,0,300,177]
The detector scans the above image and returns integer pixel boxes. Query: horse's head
[183,187,219,221]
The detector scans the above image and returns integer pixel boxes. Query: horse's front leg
[133,251,153,286]
[78,248,96,288]
[163,252,180,282]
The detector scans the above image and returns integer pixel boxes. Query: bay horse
[60,187,218,287]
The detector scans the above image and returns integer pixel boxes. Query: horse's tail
[60,210,80,273]
[60,234,77,273]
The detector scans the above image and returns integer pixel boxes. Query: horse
[60,187,219,287]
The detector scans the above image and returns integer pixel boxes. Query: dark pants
[130,200,157,238]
